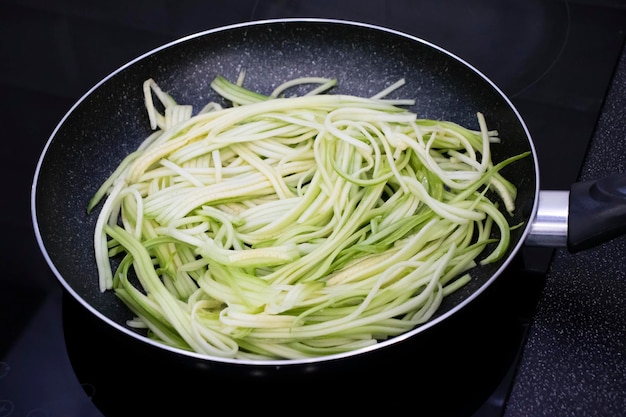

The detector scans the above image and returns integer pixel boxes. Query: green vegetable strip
[90,75,528,360]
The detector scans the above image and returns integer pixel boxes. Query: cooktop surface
[2,1,625,416]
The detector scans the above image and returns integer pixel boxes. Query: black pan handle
[568,173,626,252]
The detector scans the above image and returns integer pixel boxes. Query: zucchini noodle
[88,75,529,360]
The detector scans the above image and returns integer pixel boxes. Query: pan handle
[526,173,626,251]
[567,173,626,252]
[526,190,569,248]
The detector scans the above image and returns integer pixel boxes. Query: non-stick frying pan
[31,19,626,376]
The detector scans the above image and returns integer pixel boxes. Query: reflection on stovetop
[2,0,626,416]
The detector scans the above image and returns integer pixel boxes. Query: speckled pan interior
[33,20,538,349]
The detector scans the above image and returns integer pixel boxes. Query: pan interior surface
[32,19,538,364]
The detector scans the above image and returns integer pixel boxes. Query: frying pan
[31,18,626,377]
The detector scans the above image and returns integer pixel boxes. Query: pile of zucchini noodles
[88,74,528,360]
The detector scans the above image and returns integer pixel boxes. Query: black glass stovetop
[2,1,625,416]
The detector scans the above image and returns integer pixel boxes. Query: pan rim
[30,17,541,367]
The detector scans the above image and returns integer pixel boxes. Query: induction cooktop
[2,1,625,416]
